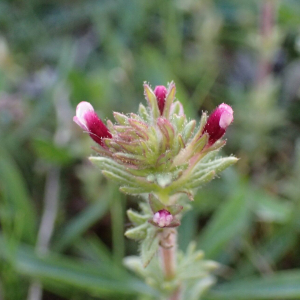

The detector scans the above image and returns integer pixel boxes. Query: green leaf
[90,157,139,186]
[163,81,176,119]
[102,170,138,187]
[171,101,183,116]
[167,204,183,216]
[123,256,145,278]
[251,191,292,223]
[236,209,298,277]
[139,103,151,122]
[172,114,185,132]
[193,133,209,153]
[74,235,112,264]
[53,194,110,251]
[193,112,207,140]
[185,170,215,189]
[144,83,160,120]
[111,193,125,263]
[31,137,73,165]
[149,194,165,213]
[172,133,208,167]
[185,276,216,300]
[113,112,129,125]
[199,150,219,164]
[192,157,238,179]
[14,246,158,298]
[140,227,160,267]
[206,270,300,299]
[0,146,36,243]
[119,186,147,194]
[125,223,148,240]
[197,184,250,259]
[182,120,196,142]
[127,209,150,225]
[157,118,175,149]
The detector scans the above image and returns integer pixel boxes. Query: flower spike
[77,82,237,276]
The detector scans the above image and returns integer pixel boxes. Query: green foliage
[206,270,300,299]
[1,0,300,299]
[198,181,250,259]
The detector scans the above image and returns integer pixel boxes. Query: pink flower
[153,209,173,228]
[203,103,234,145]
[73,101,112,146]
[154,85,167,115]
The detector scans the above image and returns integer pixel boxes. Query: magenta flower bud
[203,103,234,145]
[73,101,112,146]
[153,209,173,228]
[154,85,167,115]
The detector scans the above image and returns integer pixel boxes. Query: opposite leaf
[141,227,160,267]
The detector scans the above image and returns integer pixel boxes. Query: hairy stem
[160,228,181,300]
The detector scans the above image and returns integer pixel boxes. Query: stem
[160,228,181,300]
[169,288,181,300]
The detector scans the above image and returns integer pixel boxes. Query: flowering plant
[74,82,236,299]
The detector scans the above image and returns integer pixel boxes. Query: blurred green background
[1,0,300,299]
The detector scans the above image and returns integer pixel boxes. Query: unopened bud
[203,103,233,145]
[153,209,173,228]
[73,101,112,146]
[154,85,167,115]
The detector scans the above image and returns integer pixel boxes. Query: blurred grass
[1,0,300,299]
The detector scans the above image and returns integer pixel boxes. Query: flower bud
[153,209,173,228]
[154,85,167,115]
[203,103,233,145]
[73,101,112,146]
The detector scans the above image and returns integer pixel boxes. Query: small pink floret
[153,209,173,228]
[154,85,167,115]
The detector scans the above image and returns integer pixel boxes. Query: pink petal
[154,85,167,115]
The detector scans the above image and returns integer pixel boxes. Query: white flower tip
[219,103,233,113]
[76,101,94,118]
[219,104,234,129]
[74,101,94,130]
